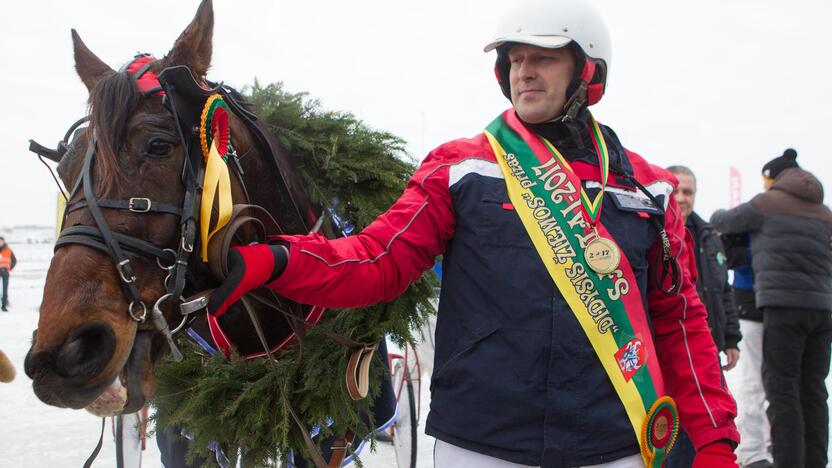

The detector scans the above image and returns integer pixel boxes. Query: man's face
[673,173,696,221]
[508,44,576,124]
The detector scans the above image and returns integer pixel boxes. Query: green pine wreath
[152,81,437,467]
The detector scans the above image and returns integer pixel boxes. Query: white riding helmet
[485,0,612,112]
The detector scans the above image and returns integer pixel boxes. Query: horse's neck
[235,121,317,236]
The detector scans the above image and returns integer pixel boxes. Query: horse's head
[25,0,222,415]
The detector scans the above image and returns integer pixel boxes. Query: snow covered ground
[1,226,829,467]
[0,227,435,468]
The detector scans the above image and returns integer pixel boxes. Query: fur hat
[0,349,16,383]
[762,148,800,179]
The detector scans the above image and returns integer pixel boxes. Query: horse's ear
[72,29,114,91]
[162,0,213,77]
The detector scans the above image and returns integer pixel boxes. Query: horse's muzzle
[24,322,119,409]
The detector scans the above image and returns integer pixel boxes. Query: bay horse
[23,1,392,465]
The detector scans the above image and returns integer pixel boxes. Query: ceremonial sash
[484,110,678,466]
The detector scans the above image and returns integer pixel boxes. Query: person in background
[722,231,771,468]
[665,165,741,468]
[711,149,832,468]
[0,237,17,312]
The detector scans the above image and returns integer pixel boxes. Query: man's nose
[517,61,536,80]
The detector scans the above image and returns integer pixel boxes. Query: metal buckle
[117,259,137,283]
[128,197,151,213]
[180,295,209,315]
[330,440,352,451]
[180,234,194,253]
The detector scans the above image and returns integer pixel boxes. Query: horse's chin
[85,330,154,416]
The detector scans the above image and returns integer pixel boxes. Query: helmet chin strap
[559,58,596,123]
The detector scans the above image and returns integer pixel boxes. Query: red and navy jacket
[268,113,739,467]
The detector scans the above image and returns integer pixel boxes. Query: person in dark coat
[711,149,832,468]
[667,166,742,363]
[665,165,742,468]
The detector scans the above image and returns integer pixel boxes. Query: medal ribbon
[538,116,609,228]
[198,95,234,262]
[484,109,677,466]
[199,139,233,261]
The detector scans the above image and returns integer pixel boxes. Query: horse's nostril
[56,323,116,379]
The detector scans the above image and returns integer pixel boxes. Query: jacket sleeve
[722,276,741,349]
[647,195,740,450]
[9,251,15,271]
[267,149,455,308]
[710,202,763,234]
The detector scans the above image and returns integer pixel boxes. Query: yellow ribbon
[200,139,233,261]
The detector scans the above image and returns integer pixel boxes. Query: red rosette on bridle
[209,107,229,158]
[199,94,231,159]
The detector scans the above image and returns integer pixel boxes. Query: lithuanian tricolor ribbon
[538,115,609,227]
[484,109,678,467]
[198,94,233,262]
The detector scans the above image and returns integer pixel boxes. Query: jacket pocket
[478,183,533,249]
[430,321,501,392]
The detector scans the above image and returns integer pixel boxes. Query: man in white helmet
[209,0,740,466]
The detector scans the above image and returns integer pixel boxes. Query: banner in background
[729,167,742,208]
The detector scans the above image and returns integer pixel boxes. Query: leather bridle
[32,54,362,468]
[38,56,226,360]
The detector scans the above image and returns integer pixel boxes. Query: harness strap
[240,296,329,468]
[83,418,106,468]
[56,226,176,263]
[206,204,277,280]
[327,430,356,468]
[66,198,184,216]
[80,138,145,315]
[345,343,378,401]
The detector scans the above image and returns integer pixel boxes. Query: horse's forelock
[88,71,142,196]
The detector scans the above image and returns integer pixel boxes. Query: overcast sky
[2,0,830,227]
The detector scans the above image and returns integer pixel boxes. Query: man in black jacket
[665,166,742,467]
[711,149,832,468]
[668,166,742,365]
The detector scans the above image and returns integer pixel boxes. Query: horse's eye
[146,138,174,157]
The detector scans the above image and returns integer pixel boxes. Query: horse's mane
[86,71,142,196]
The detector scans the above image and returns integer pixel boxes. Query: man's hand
[692,441,738,468]
[723,348,740,371]
[207,243,289,318]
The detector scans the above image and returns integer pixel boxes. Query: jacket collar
[686,211,713,236]
[521,110,635,184]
